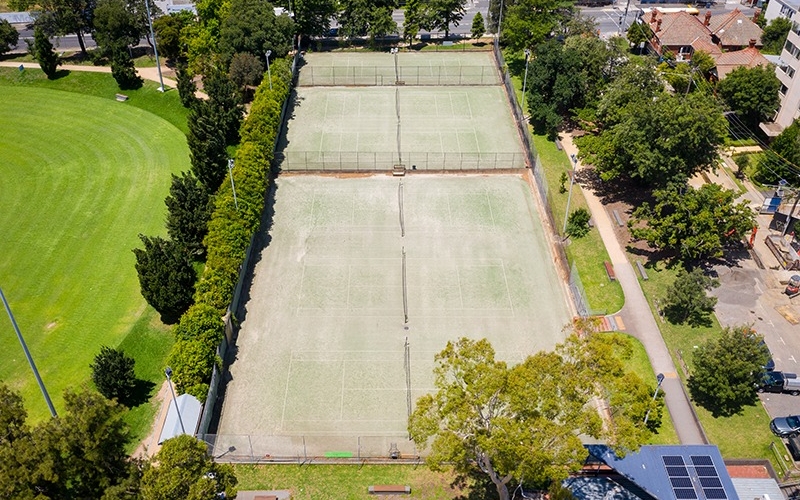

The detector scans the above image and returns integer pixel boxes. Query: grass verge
[637,261,781,462]
[234,464,470,499]
[0,73,187,428]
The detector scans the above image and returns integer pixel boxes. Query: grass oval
[0,86,188,419]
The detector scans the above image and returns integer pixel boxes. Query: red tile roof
[714,46,771,78]
[707,8,763,47]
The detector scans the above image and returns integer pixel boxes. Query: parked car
[757,371,800,395]
[771,415,800,437]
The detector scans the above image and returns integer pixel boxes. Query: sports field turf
[0,85,188,420]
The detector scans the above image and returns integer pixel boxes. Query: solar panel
[699,477,722,488]
[703,488,727,499]
[670,477,693,488]
[667,466,689,477]
[674,487,698,499]
[695,466,718,477]
[663,455,686,466]
[690,455,714,466]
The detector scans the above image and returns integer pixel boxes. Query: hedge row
[167,58,294,399]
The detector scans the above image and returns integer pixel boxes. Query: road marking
[791,355,797,364]
[780,336,786,345]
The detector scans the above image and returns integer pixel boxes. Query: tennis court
[214,174,572,458]
[278,51,525,172]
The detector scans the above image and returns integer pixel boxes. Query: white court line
[486,190,496,227]
[501,260,515,316]
[466,92,473,119]
[280,354,295,430]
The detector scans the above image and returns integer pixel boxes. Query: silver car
[770,415,800,437]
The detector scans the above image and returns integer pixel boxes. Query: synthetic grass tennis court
[0,84,187,420]
[215,174,572,458]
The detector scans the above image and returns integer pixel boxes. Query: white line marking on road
[790,355,797,364]
[781,336,787,345]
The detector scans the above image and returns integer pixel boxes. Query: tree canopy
[293,0,337,39]
[409,334,659,500]
[661,268,719,327]
[580,92,727,187]
[0,19,19,55]
[91,345,138,404]
[32,25,60,79]
[757,119,800,184]
[218,0,294,62]
[338,0,398,40]
[761,16,792,55]
[12,0,94,54]
[717,65,781,133]
[501,0,566,52]
[132,234,197,320]
[630,183,756,262]
[688,326,770,417]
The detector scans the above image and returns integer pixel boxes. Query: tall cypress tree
[132,235,196,320]
[176,61,198,108]
[32,25,59,78]
[164,171,212,256]
[203,70,243,145]
[187,101,229,192]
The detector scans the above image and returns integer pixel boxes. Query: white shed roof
[158,393,202,444]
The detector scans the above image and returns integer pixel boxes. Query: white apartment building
[763,21,800,135]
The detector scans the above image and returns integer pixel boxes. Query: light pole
[391,47,399,83]
[497,0,504,40]
[265,50,272,91]
[521,48,531,119]
[644,373,665,426]
[0,287,57,418]
[144,0,165,92]
[228,159,239,210]
[165,367,186,434]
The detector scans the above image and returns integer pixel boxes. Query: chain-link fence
[297,65,499,87]
[276,151,527,171]
[200,434,422,463]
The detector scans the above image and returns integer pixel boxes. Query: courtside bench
[369,485,411,495]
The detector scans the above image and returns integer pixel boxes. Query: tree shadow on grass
[451,470,499,500]
[121,378,157,408]
[50,69,71,80]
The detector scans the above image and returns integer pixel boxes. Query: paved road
[559,133,708,445]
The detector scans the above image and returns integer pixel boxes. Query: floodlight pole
[265,50,273,90]
[562,159,577,235]
[228,159,239,210]
[391,47,399,83]
[165,367,186,434]
[644,373,665,426]
[144,0,165,92]
[521,48,531,119]
[0,287,57,418]
[497,0,504,39]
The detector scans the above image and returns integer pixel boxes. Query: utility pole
[144,0,165,92]
[0,287,57,417]
[620,0,633,33]
[521,48,531,119]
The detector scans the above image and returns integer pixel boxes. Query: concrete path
[559,133,707,445]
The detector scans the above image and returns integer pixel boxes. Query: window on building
[781,5,797,18]
[781,84,789,95]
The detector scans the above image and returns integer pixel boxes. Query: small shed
[158,394,203,444]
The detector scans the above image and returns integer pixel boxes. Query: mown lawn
[0,70,188,426]
[637,261,781,463]
[234,464,487,499]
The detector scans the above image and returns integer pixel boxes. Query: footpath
[558,133,707,445]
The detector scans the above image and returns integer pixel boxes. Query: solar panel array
[662,455,728,500]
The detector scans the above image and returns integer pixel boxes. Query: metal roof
[730,478,784,499]
[158,394,202,444]
[587,445,740,500]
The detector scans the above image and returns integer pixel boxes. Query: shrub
[90,346,137,404]
[566,208,591,238]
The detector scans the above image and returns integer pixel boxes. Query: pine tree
[110,48,143,90]
[132,235,196,321]
[187,101,229,192]
[203,69,243,145]
[471,11,485,39]
[165,172,212,256]
[176,61,198,108]
[90,346,137,405]
[32,25,59,79]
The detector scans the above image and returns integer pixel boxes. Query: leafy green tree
[219,0,294,62]
[718,65,781,133]
[32,25,60,78]
[487,0,500,32]
[166,338,217,398]
[176,61,198,108]
[338,0,398,40]
[409,335,657,500]
[625,20,652,48]
[153,11,193,61]
[165,171,213,256]
[595,58,662,127]
[141,435,237,500]
[91,346,138,404]
[132,235,196,320]
[661,268,719,327]
[428,0,466,39]
[630,184,756,262]
[688,326,770,417]
[403,0,427,43]
[583,92,726,187]
[173,303,225,345]
[761,16,792,54]
[471,11,485,39]
[187,100,229,192]
[502,0,564,52]
[566,207,591,238]
[0,19,19,54]
[292,0,337,40]
[93,0,140,56]
[13,0,94,54]
[229,51,264,95]
[111,47,144,89]
[757,120,800,184]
